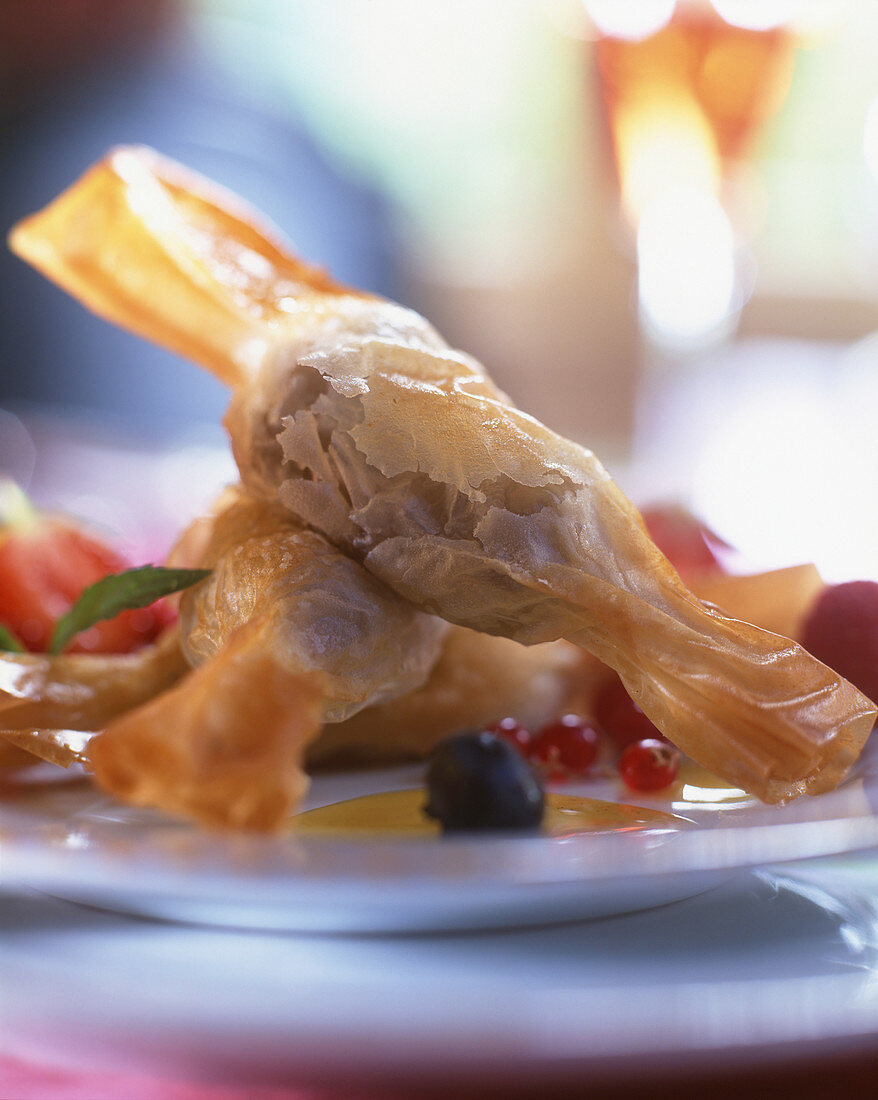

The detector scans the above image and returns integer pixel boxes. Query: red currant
[619,739,680,792]
[485,717,532,754]
[594,675,664,751]
[529,714,599,780]
[801,582,878,704]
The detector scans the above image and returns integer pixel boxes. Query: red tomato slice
[0,516,174,654]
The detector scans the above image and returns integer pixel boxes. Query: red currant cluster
[485,675,681,793]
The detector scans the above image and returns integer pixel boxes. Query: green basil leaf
[49,566,211,655]
[0,623,25,653]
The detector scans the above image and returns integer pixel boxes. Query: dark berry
[529,714,599,779]
[485,716,532,754]
[424,731,545,832]
[619,739,680,792]
[595,675,665,751]
[801,582,878,704]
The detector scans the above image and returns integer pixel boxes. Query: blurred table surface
[5,866,878,1099]
[3,335,878,1097]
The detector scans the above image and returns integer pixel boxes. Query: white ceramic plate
[4,743,878,933]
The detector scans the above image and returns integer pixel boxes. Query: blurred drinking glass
[587,0,797,351]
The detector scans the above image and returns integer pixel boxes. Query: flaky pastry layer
[9,147,877,814]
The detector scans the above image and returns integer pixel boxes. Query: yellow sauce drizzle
[294,788,687,838]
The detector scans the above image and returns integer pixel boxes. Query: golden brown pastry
[688,564,824,645]
[0,625,187,738]
[0,625,189,780]
[0,729,90,769]
[89,619,325,830]
[176,488,446,723]
[0,739,43,770]
[87,486,448,826]
[310,628,602,770]
[10,147,877,810]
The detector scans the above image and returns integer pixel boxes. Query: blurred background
[2,0,878,576]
